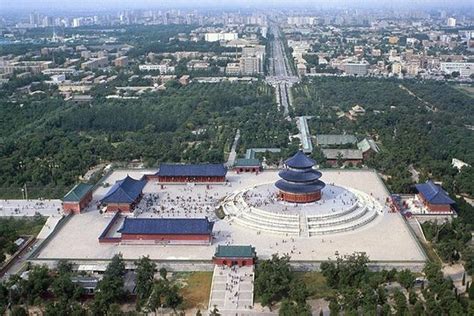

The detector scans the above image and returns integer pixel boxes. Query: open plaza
[31,167,427,271]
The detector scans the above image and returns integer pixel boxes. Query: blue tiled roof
[278,169,322,183]
[415,180,455,205]
[157,164,227,177]
[118,218,214,235]
[275,179,326,194]
[101,175,146,204]
[285,151,316,169]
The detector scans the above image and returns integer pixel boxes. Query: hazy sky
[1,0,472,12]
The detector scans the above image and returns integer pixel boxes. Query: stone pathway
[208,265,255,314]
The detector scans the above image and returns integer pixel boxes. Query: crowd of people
[133,186,220,219]
[217,265,254,310]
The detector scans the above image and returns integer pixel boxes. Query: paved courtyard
[34,169,427,265]
[0,199,62,217]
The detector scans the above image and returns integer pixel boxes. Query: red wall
[63,202,81,214]
[279,190,322,203]
[418,194,452,212]
[63,191,93,214]
[158,176,225,183]
[106,203,133,213]
[213,257,255,267]
[121,233,211,242]
[234,167,261,173]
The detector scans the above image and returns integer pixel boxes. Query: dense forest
[292,77,474,198]
[0,81,292,198]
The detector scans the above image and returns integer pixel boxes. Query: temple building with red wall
[212,245,257,267]
[100,175,146,213]
[154,163,227,183]
[233,158,262,173]
[62,183,94,214]
[275,151,326,203]
[415,180,455,213]
[117,217,214,245]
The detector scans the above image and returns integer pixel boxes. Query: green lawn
[176,271,213,309]
[294,271,334,299]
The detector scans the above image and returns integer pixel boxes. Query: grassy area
[455,85,474,98]
[177,271,213,309]
[419,240,442,264]
[294,271,334,299]
[0,216,47,236]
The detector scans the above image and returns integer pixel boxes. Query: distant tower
[275,151,325,203]
[447,17,456,27]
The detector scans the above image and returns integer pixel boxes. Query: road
[268,23,293,78]
[265,23,316,152]
[266,23,299,120]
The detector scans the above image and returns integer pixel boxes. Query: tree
[23,265,53,304]
[135,256,156,309]
[279,299,311,316]
[413,301,424,316]
[321,252,370,289]
[393,289,407,315]
[408,289,417,305]
[147,278,183,312]
[147,279,167,314]
[92,254,126,315]
[11,306,27,316]
[462,272,466,286]
[328,298,339,316]
[44,300,86,316]
[289,280,309,304]
[51,273,82,301]
[397,269,415,289]
[56,260,73,275]
[159,267,167,280]
[469,281,474,299]
[165,284,183,309]
[254,254,292,307]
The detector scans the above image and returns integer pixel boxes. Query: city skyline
[2,0,474,12]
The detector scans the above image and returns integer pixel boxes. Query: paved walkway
[209,265,255,314]
[226,129,240,168]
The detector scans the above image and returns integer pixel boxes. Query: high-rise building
[29,12,40,26]
[72,18,82,28]
[447,17,456,27]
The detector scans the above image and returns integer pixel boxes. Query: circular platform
[222,183,384,237]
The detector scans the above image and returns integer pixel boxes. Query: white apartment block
[138,64,175,74]
[205,32,238,42]
[440,62,473,77]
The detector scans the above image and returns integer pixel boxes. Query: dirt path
[399,84,438,112]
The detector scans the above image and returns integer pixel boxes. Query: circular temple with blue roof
[275,151,326,203]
